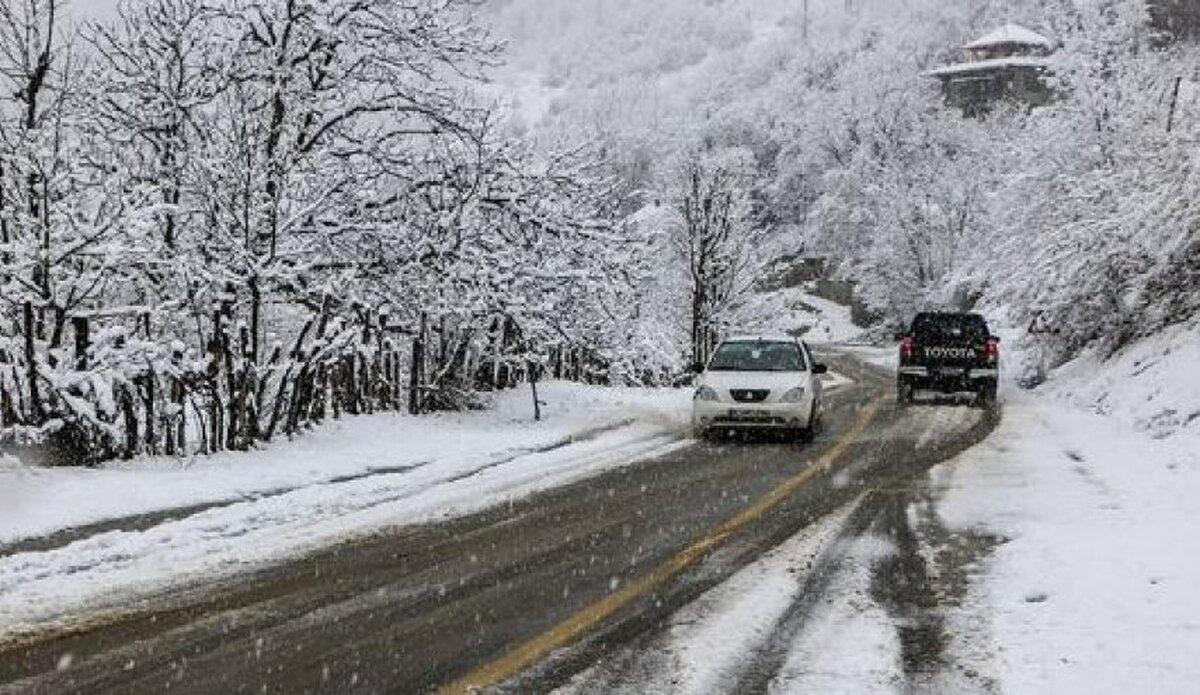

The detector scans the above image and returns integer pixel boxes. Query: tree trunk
[408,328,425,415]
[23,302,43,424]
[120,384,138,459]
[72,316,90,371]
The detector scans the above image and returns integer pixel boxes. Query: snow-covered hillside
[488,0,1200,376]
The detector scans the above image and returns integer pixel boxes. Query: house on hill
[928,23,1056,115]
[1150,0,1200,42]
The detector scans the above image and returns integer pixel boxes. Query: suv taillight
[900,336,915,360]
[985,339,999,362]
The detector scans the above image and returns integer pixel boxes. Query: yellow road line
[437,398,885,695]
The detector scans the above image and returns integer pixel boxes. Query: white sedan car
[692,336,827,441]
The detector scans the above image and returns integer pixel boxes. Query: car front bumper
[692,399,812,430]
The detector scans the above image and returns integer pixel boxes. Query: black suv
[896,312,999,406]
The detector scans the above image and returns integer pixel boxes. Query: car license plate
[728,409,760,421]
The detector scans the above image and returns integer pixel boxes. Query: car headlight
[780,387,806,403]
[694,386,719,402]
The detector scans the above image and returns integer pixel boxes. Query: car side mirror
[690,361,705,374]
[989,335,1002,343]
[893,331,908,341]
[812,363,829,375]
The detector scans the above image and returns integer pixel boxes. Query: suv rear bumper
[899,366,997,379]
[899,366,997,392]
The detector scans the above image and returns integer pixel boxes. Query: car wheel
[797,403,817,443]
[897,381,915,406]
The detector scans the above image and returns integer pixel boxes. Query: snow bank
[1043,317,1200,440]
[0,382,693,637]
[0,382,689,547]
[931,335,1200,693]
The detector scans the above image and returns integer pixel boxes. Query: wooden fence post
[529,359,542,422]
[408,313,426,415]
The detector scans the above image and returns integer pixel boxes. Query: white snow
[926,55,1050,78]
[731,288,863,344]
[926,321,1200,694]
[768,537,902,694]
[556,504,863,695]
[962,23,1055,51]
[1041,317,1200,440]
[932,389,1200,693]
[0,382,687,546]
[0,382,691,639]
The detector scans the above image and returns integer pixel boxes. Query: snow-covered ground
[810,325,1200,694]
[1041,317,1200,440]
[0,382,691,638]
[932,387,1200,694]
[0,382,688,545]
[927,318,1200,694]
[732,287,864,344]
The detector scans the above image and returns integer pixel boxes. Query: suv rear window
[708,341,807,372]
[911,313,990,341]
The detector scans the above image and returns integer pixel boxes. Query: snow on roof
[926,55,1051,79]
[964,23,1054,51]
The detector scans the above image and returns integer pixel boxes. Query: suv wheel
[977,380,998,409]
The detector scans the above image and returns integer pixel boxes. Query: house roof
[927,55,1051,79]
[963,23,1055,51]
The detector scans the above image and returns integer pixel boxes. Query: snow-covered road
[2,332,1196,695]
[544,317,1200,695]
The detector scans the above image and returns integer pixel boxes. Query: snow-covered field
[0,383,691,638]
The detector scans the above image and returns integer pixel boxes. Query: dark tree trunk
[23,302,43,424]
[408,324,425,415]
[72,316,90,371]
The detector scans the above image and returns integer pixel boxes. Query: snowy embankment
[932,317,1200,693]
[0,382,690,638]
[807,322,1200,692]
[732,288,864,344]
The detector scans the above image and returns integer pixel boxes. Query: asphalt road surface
[0,351,999,694]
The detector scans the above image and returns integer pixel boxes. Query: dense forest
[0,0,650,463]
[490,0,1200,378]
[1,0,1197,464]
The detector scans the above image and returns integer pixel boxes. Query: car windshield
[708,341,806,372]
